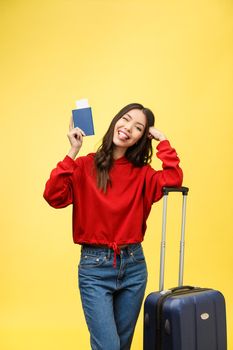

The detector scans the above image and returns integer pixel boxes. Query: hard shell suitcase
[143,187,227,350]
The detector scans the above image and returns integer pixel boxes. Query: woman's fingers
[67,126,86,148]
[69,116,74,131]
[69,118,86,136]
[68,117,86,153]
[79,128,86,137]
[67,118,86,158]
[148,126,167,142]
[68,128,82,142]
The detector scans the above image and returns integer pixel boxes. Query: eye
[136,126,143,132]
[122,116,129,121]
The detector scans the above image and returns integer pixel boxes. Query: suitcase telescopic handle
[159,186,189,291]
[163,186,189,195]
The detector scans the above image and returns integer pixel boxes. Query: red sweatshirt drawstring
[109,242,121,268]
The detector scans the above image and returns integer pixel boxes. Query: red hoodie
[44,140,182,258]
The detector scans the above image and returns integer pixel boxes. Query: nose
[124,122,132,132]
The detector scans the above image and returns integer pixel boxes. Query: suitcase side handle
[159,186,189,291]
[170,285,195,293]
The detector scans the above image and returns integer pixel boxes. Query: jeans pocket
[79,252,107,269]
[130,246,146,264]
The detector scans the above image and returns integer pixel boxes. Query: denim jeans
[78,243,148,350]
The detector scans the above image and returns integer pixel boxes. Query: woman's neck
[113,147,126,160]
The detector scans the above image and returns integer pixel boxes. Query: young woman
[43,103,183,350]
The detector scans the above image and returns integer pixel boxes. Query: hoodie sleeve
[144,140,183,205]
[43,155,79,208]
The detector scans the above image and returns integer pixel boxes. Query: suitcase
[143,186,227,350]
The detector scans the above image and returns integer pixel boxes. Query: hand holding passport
[72,99,95,136]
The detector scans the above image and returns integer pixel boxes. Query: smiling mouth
[118,130,130,140]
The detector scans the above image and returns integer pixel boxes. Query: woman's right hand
[67,118,86,159]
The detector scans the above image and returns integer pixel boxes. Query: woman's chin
[113,137,127,147]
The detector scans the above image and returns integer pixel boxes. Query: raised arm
[144,127,183,204]
[43,121,85,208]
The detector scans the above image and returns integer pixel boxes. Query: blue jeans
[78,243,148,350]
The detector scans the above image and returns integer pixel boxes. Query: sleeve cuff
[60,155,78,170]
[156,139,171,151]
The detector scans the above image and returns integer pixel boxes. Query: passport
[72,99,95,136]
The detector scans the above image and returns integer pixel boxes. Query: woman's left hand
[148,127,167,142]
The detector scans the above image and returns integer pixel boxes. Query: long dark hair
[94,103,155,192]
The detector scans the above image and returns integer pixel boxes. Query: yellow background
[1,0,232,349]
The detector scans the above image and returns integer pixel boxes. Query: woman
[43,103,183,350]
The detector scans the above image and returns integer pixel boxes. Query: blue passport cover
[72,107,95,136]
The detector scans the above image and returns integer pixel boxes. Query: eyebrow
[126,113,145,128]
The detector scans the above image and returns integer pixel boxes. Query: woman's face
[113,109,146,152]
